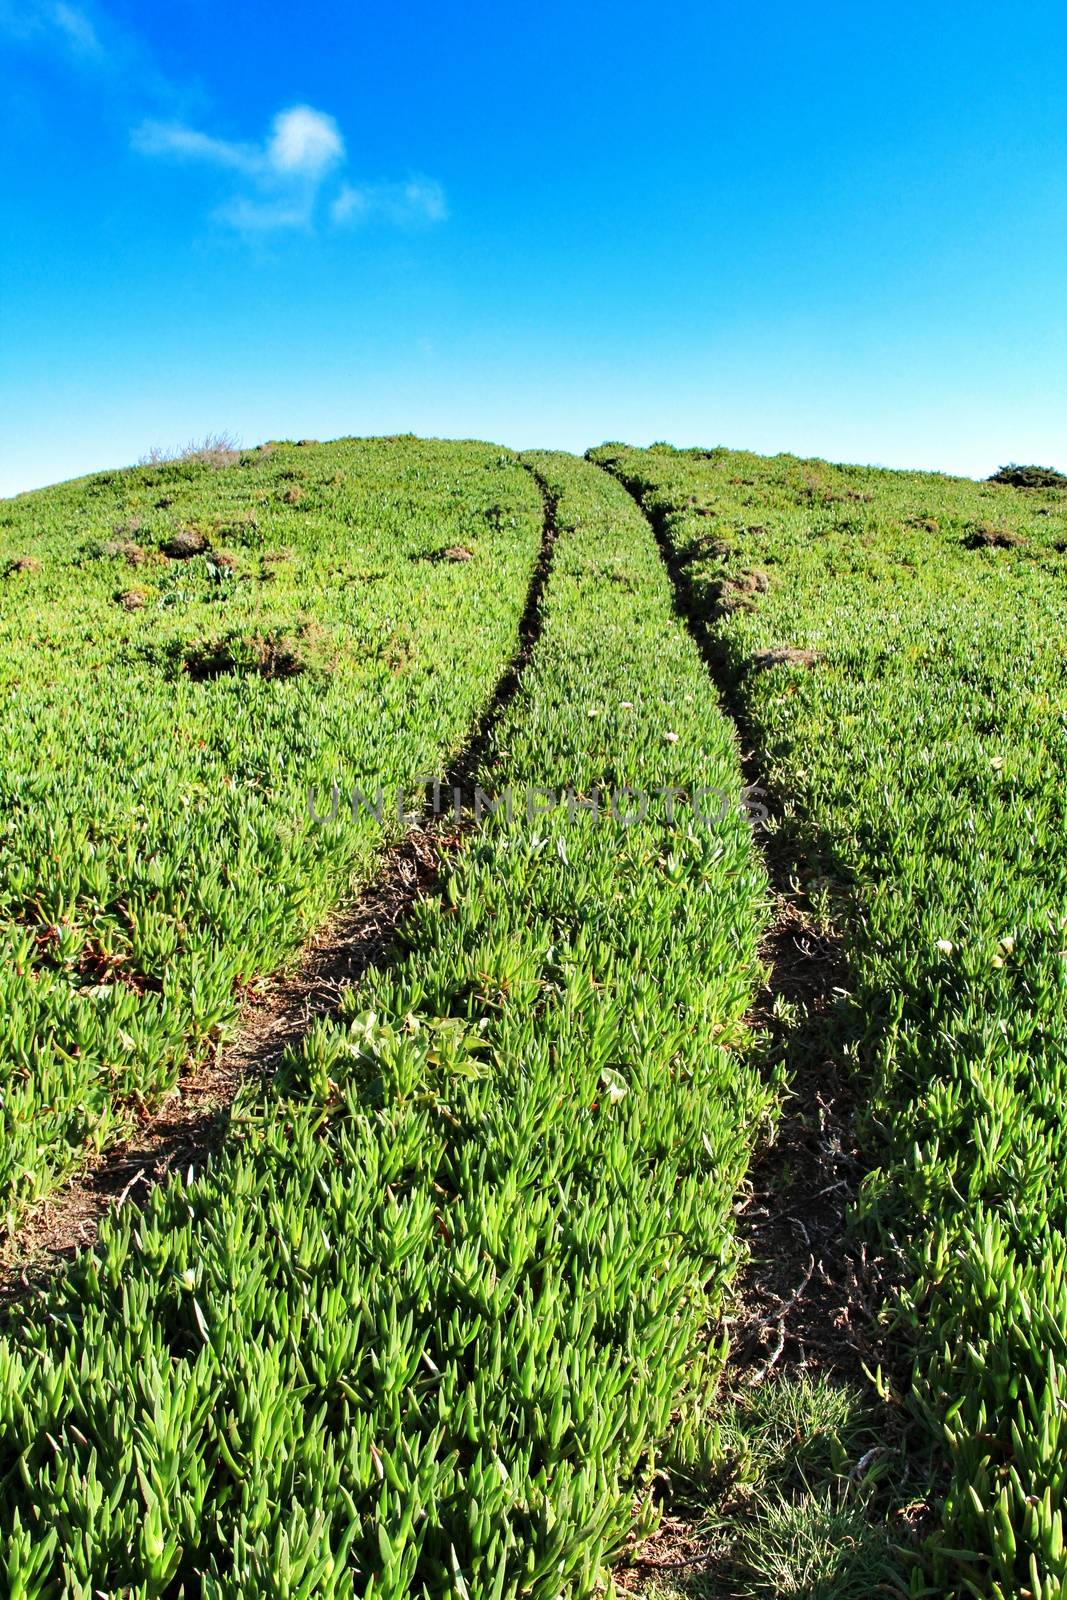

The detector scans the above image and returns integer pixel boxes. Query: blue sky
[1,0,1064,495]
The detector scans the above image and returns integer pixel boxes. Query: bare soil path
[0,473,559,1307]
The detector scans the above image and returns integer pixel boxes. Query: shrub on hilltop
[989,462,1067,488]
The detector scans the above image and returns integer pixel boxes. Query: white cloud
[130,103,337,233]
[4,3,445,241]
[131,120,260,173]
[132,103,348,233]
[266,106,344,179]
[132,105,344,184]
[132,101,444,239]
[332,176,448,227]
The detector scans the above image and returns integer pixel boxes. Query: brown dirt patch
[616,1510,721,1591]
[751,645,819,670]
[724,898,894,1391]
[164,527,209,558]
[710,571,770,615]
[965,523,1026,549]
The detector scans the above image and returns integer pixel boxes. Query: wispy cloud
[132,120,261,173]
[4,1,448,242]
[132,103,444,238]
[133,106,345,182]
[214,195,319,234]
[332,177,448,228]
[50,1,100,54]
[1,0,185,112]
[132,105,347,233]
[0,0,102,57]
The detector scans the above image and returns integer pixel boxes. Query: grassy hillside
[0,438,543,1233]
[2,434,1065,1598]
[0,453,775,1597]
[593,442,1067,1599]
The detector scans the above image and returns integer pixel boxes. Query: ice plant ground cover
[0,452,776,1596]
[4,434,1066,1598]
[593,443,1067,1599]
[0,438,543,1233]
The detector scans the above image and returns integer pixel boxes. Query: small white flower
[620,701,634,710]
[998,936,1015,955]
[664,731,680,744]
[599,1067,628,1103]
[990,756,1005,770]
[936,938,954,956]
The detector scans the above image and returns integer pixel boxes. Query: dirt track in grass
[595,464,914,1597]
[0,473,559,1308]
[723,896,891,1391]
[593,462,897,1394]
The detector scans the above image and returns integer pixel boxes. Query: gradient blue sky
[1,0,1064,495]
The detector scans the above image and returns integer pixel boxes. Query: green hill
[1,437,1065,1600]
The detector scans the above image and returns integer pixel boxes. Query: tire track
[589,457,892,1388]
[1,478,559,1307]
